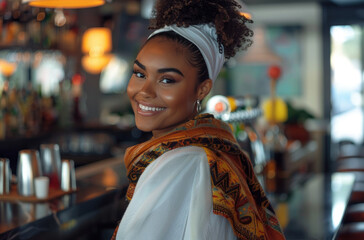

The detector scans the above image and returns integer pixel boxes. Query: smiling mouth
[138,103,166,112]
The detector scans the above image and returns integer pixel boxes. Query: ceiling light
[24,0,105,9]
[82,27,112,55]
[239,26,282,65]
[82,54,112,74]
[81,27,113,74]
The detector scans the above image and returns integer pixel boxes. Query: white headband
[148,24,225,82]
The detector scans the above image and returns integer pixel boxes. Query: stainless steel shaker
[40,143,62,189]
[0,202,13,224]
[0,158,10,195]
[17,150,43,196]
[61,159,76,192]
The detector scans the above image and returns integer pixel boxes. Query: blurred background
[0,0,362,180]
[1,0,364,239]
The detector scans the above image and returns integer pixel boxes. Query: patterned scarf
[122,114,285,240]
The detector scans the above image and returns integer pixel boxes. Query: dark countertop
[0,156,356,240]
[0,157,129,240]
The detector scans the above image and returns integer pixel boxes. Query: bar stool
[339,198,364,239]
[336,158,364,204]
[335,155,364,238]
[337,222,364,240]
[336,158,364,172]
[344,203,364,223]
[348,182,364,205]
[337,140,364,160]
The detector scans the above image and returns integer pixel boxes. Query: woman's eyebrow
[134,59,184,77]
[158,68,184,77]
[134,60,145,70]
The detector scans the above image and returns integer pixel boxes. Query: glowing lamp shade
[25,0,105,9]
[82,54,112,74]
[239,26,282,65]
[82,28,112,56]
[81,27,113,74]
[0,60,17,77]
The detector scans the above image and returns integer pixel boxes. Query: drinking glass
[0,158,10,195]
[40,143,61,189]
[17,149,42,196]
[61,159,76,192]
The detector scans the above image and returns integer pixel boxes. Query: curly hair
[149,0,253,59]
[148,31,211,83]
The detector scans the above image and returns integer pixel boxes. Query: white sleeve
[115,146,236,240]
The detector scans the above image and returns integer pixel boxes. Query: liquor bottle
[1,81,10,138]
[27,88,41,135]
[0,92,6,139]
[264,124,287,193]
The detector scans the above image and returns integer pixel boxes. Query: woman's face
[127,36,211,138]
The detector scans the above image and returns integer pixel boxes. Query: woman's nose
[139,78,156,98]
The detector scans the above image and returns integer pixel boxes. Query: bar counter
[0,157,129,240]
[0,156,356,240]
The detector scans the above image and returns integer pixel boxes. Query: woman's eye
[160,78,176,84]
[133,70,145,78]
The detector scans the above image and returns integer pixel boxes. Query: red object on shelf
[0,0,7,11]
[268,65,282,80]
[72,73,84,86]
[47,173,60,189]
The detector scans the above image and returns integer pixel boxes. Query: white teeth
[139,103,165,112]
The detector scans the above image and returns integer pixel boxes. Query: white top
[116,146,237,240]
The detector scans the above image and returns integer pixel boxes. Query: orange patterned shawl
[123,114,285,240]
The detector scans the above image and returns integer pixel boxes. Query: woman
[113,0,285,239]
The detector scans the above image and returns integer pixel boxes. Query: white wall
[249,3,323,118]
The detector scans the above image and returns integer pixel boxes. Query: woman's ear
[197,79,213,100]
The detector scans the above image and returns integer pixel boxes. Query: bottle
[264,124,287,193]
[22,82,39,136]
[27,87,41,135]
[7,89,24,137]
[1,81,10,138]
[56,80,72,129]
[0,99,5,139]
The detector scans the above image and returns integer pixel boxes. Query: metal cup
[0,158,10,195]
[40,144,61,189]
[61,159,76,192]
[0,202,13,224]
[17,150,43,196]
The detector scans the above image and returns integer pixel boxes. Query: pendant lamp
[82,28,112,56]
[239,26,282,65]
[24,0,105,9]
[81,27,112,74]
[82,54,112,74]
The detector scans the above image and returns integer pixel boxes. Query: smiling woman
[112,0,285,240]
[127,37,210,137]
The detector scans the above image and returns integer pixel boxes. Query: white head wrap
[148,24,225,82]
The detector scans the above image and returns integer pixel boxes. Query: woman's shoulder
[149,145,209,170]
[164,145,206,156]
